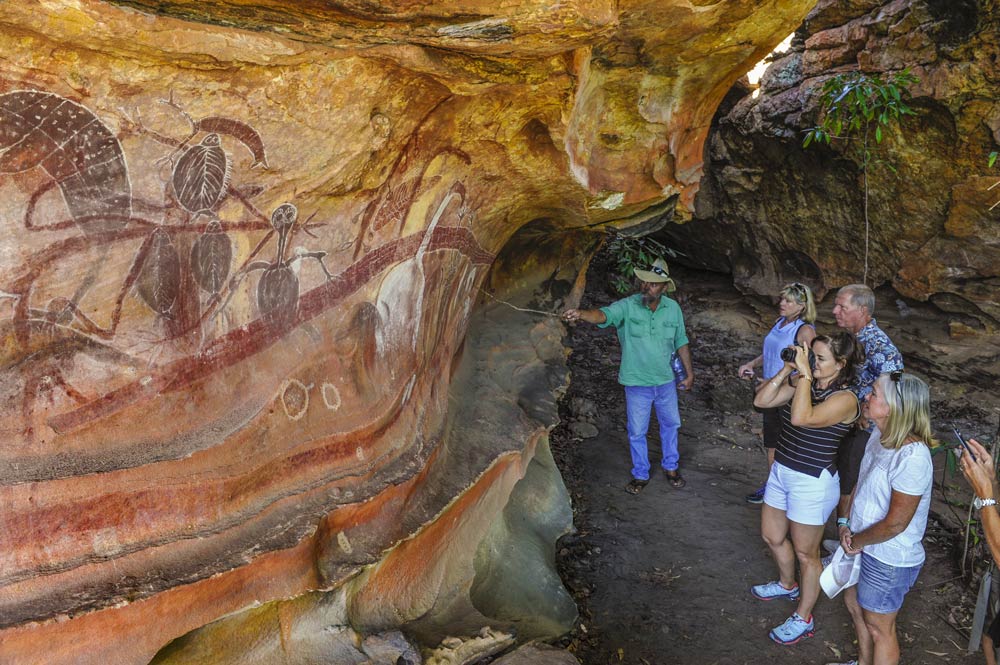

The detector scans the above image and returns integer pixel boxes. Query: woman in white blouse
[831,372,935,665]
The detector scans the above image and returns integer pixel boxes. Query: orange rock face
[0,0,812,661]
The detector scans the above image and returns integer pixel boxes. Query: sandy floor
[551,260,998,665]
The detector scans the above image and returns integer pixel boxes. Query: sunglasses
[650,265,668,276]
[889,370,904,409]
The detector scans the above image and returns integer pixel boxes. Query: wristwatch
[973,496,998,510]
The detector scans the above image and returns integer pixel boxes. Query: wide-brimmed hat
[634,258,675,290]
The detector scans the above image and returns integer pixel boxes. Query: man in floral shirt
[832,283,904,519]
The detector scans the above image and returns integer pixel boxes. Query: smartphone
[953,427,977,462]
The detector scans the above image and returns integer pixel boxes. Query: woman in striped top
[749,332,864,646]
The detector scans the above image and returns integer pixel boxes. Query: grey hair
[839,283,875,316]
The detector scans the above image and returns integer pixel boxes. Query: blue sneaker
[769,612,815,645]
[750,580,800,601]
[745,484,766,504]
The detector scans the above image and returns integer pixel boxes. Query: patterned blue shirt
[853,319,903,400]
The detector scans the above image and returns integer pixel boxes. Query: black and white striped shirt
[774,384,859,478]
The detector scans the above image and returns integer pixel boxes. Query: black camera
[780,346,816,367]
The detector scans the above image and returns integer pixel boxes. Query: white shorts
[764,461,840,526]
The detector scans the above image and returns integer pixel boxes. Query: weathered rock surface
[0,0,814,662]
[664,0,1000,324]
[492,642,581,665]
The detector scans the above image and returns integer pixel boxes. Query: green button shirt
[599,294,689,386]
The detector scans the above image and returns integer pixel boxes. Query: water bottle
[670,351,687,383]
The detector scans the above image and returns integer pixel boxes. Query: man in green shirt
[562,259,694,494]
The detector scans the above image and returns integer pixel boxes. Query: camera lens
[780,347,796,362]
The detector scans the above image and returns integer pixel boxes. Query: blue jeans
[625,383,681,480]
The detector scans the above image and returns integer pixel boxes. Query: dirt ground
[550,257,1000,665]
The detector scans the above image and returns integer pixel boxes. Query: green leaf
[990,151,998,168]
[875,126,883,143]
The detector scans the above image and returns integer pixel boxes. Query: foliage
[803,69,918,149]
[802,69,918,284]
[934,430,1000,580]
[605,231,682,295]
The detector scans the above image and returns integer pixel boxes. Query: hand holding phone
[953,427,977,462]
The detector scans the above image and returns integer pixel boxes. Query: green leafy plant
[605,231,682,295]
[803,69,918,285]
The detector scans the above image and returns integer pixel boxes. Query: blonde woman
[830,372,935,665]
[738,282,818,504]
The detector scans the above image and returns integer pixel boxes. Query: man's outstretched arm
[561,308,607,325]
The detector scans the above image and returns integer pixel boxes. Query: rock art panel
[0,0,818,662]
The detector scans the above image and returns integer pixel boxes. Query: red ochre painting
[0,88,494,661]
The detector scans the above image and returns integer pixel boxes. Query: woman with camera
[829,372,935,665]
[750,332,863,645]
[738,283,817,504]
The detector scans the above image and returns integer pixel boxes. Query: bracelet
[837,517,850,528]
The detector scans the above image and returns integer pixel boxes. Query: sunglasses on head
[650,265,668,276]
[789,281,807,293]
[889,370,904,409]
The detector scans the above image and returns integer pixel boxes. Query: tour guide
[562,258,694,494]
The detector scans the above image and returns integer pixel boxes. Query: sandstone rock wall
[0,1,812,662]
[665,0,1000,325]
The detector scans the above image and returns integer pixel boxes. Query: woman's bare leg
[761,504,796,587]
[862,608,900,665]
[789,520,825,619]
[843,586,873,665]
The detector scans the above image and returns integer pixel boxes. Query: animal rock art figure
[152,94,269,170]
[0,90,132,235]
[226,203,333,329]
[333,301,383,399]
[0,298,141,438]
[376,181,466,356]
[171,133,230,215]
[136,227,181,317]
[190,220,233,296]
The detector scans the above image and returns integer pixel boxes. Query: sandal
[664,469,686,489]
[625,478,649,494]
